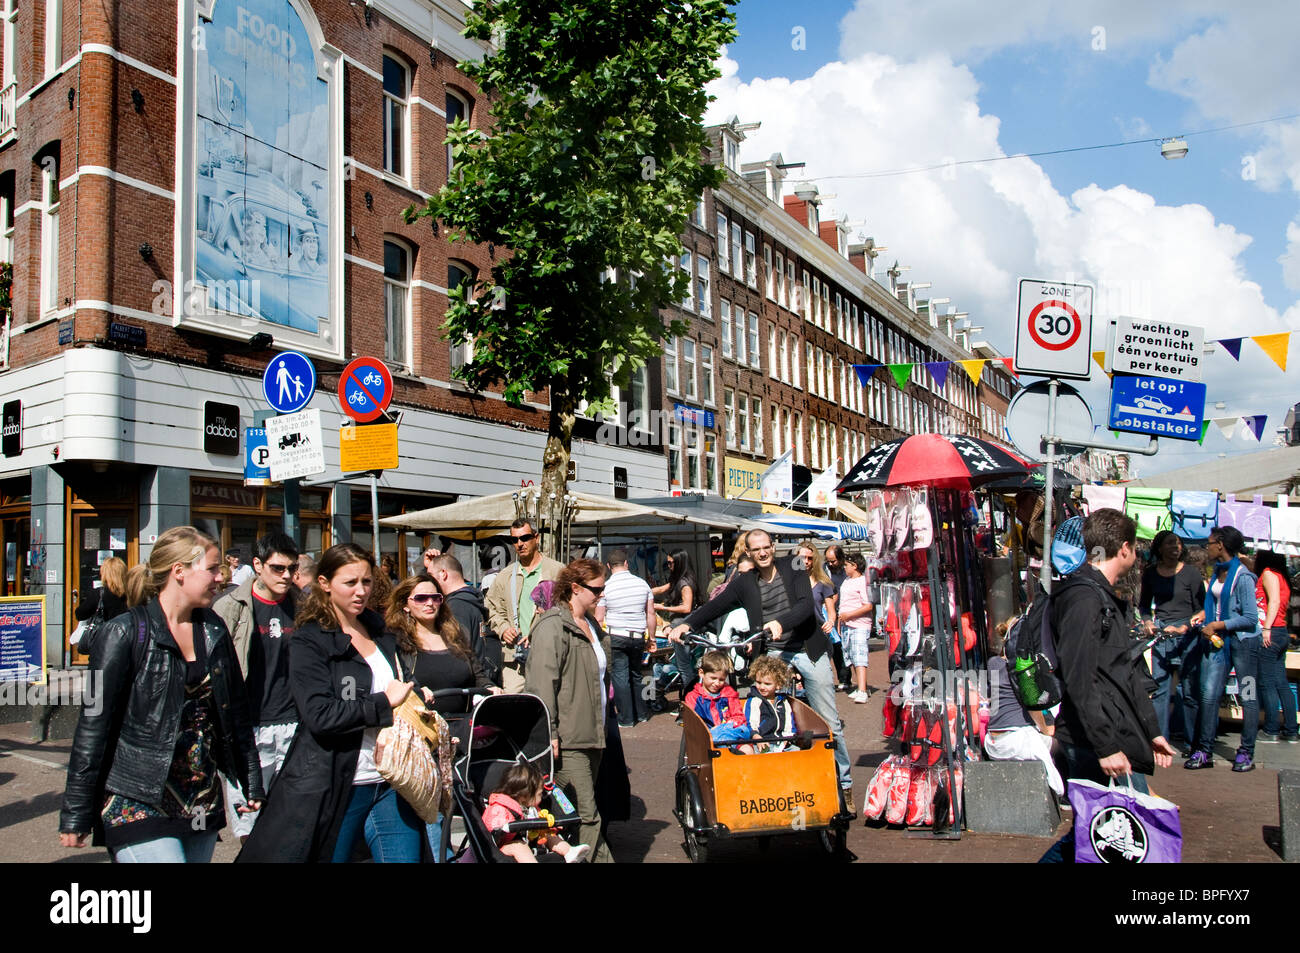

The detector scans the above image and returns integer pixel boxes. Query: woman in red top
[1254,550,1296,742]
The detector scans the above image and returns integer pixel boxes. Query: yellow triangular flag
[1092,351,1106,371]
[959,359,986,384]
[1252,332,1291,372]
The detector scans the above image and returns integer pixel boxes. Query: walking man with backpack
[1051,508,1178,793]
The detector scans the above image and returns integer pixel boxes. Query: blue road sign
[1108,375,1207,441]
[244,428,271,481]
[262,350,316,414]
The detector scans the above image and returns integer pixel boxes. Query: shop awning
[833,498,872,526]
[379,489,740,538]
[745,513,874,542]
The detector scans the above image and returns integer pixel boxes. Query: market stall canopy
[1125,445,1300,498]
[838,433,1030,492]
[832,498,872,526]
[745,512,874,542]
[983,463,1084,493]
[378,489,743,538]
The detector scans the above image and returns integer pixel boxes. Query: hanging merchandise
[1124,487,1173,540]
[1220,493,1273,544]
[905,763,934,827]
[1081,484,1125,514]
[1169,491,1218,541]
[1271,496,1300,557]
[885,757,912,825]
[910,488,933,549]
[864,755,906,821]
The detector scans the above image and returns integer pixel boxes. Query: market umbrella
[983,463,1084,493]
[836,433,1030,492]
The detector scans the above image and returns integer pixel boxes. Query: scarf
[1209,556,1241,624]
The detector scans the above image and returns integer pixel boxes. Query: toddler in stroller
[482,761,590,863]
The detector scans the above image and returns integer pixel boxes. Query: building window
[40,154,59,316]
[2,1,17,139]
[682,337,697,401]
[768,325,777,378]
[805,342,813,393]
[752,397,763,454]
[738,394,750,450]
[446,260,475,373]
[382,54,410,179]
[764,244,774,299]
[692,195,706,228]
[730,223,742,279]
[624,364,650,433]
[716,212,729,273]
[792,336,801,388]
[793,413,803,465]
[821,283,831,330]
[724,388,736,446]
[720,298,732,358]
[668,421,682,490]
[44,0,61,77]
[811,417,820,469]
[0,172,13,265]
[383,240,411,367]
[771,405,782,456]
[744,231,756,287]
[664,335,679,394]
[786,259,796,310]
[445,88,471,179]
[775,251,786,308]
[783,409,792,458]
[700,344,714,405]
[696,255,711,318]
[679,251,694,311]
[747,312,760,370]
[779,331,789,383]
[733,306,747,365]
[725,135,740,172]
[801,270,811,320]
[812,277,820,325]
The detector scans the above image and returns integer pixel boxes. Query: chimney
[783,194,810,229]
[818,220,839,252]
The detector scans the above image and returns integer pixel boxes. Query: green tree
[416,0,736,523]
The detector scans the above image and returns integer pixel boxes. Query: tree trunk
[540,400,575,561]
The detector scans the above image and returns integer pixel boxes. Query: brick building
[658,119,1021,506]
[0,0,663,663]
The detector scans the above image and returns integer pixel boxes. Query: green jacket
[524,605,611,750]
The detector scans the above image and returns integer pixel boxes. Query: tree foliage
[418,0,736,430]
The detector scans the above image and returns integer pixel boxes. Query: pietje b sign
[1110,316,1204,382]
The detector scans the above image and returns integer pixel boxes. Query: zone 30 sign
[1013,278,1095,380]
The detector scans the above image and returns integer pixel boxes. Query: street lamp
[1160,137,1189,160]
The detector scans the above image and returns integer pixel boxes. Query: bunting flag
[1252,333,1290,372]
[1000,357,1018,378]
[853,364,882,388]
[1214,417,1240,439]
[1092,351,1107,372]
[1218,337,1243,361]
[1197,421,1211,445]
[925,361,951,389]
[959,359,986,384]
[1242,415,1268,442]
[889,363,914,390]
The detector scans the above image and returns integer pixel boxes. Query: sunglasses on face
[266,563,299,576]
[409,593,444,606]
[578,581,606,596]
[512,533,538,544]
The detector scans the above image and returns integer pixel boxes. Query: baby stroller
[441,692,582,863]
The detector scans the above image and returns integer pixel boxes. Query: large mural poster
[195,1,329,333]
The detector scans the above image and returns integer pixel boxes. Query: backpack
[1005,576,1116,710]
[1124,487,1172,540]
[1169,491,1218,541]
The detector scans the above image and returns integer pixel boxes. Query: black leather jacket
[60,599,264,838]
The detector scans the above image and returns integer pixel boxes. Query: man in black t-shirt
[214,532,301,841]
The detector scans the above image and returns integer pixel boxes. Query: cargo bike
[670,633,852,862]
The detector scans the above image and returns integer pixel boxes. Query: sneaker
[1284,734,1299,744]
[841,788,855,815]
[1184,751,1214,769]
[852,690,870,704]
[1232,749,1255,773]
[564,844,591,864]
[1258,732,1281,744]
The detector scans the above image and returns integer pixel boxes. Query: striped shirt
[598,570,653,633]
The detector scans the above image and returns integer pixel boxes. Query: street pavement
[1,643,1289,863]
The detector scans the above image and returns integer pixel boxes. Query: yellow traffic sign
[340,423,398,472]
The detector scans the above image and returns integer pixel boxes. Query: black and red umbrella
[837,433,1030,492]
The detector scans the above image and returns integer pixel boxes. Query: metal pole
[370,472,380,562]
[1039,379,1059,594]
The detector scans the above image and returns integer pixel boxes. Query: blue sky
[712,0,1300,476]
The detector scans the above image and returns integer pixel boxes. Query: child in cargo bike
[481,762,590,864]
[683,651,749,743]
[743,655,800,753]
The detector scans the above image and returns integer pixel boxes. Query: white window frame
[696,254,711,318]
[744,230,757,288]
[44,0,61,79]
[738,393,750,450]
[700,344,715,405]
[730,223,742,279]
[383,238,412,368]
[382,53,411,180]
[752,396,763,454]
[779,331,789,383]
[775,251,786,308]
[682,337,697,401]
[734,306,747,366]
[664,335,679,394]
[724,388,736,446]
[444,87,471,181]
[792,336,801,389]
[679,251,694,311]
[716,212,729,273]
[764,244,774,299]
[446,259,476,374]
[720,298,732,358]
[767,324,777,379]
[40,156,60,316]
[747,312,760,370]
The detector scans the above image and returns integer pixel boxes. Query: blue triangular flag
[853,365,881,388]
[1218,338,1243,361]
[924,362,951,390]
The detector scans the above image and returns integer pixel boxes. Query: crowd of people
[54,508,1298,864]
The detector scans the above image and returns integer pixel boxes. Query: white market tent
[1125,444,1300,499]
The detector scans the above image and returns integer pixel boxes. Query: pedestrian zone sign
[1108,375,1207,441]
[263,350,316,415]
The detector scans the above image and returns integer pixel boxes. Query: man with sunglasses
[486,518,564,692]
[214,531,302,840]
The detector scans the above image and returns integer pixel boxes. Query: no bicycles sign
[1013,278,1094,380]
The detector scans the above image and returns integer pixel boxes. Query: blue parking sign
[262,350,316,414]
[245,428,271,482]
[1108,376,1207,441]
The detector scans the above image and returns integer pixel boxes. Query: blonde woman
[73,556,129,654]
[59,527,263,862]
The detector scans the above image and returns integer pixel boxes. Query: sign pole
[371,472,381,562]
[283,478,301,548]
[1040,378,1059,594]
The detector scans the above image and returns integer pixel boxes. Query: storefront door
[69,510,136,662]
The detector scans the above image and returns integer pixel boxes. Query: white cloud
[1281,221,1300,292]
[706,45,1298,474]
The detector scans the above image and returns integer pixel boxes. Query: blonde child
[744,656,799,753]
[481,762,590,863]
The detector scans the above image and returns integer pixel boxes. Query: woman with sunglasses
[654,549,697,696]
[525,558,614,862]
[387,573,500,859]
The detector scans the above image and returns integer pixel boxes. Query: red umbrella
[837,433,1031,492]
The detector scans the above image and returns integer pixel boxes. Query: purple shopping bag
[1067,778,1182,863]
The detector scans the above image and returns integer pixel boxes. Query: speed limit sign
[1013,278,1094,379]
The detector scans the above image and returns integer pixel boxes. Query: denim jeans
[1149,626,1195,742]
[770,648,851,789]
[1259,626,1298,736]
[1231,634,1261,754]
[331,781,424,863]
[1181,637,1231,756]
[609,639,648,726]
[112,830,219,863]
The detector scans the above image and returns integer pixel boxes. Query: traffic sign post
[1108,376,1207,441]
[1013,278,1094,380]
[263,350,317,415]
[338,357,394,423]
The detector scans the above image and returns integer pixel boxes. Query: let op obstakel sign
[1108,376,1207,441]
[1013,278,1095,380]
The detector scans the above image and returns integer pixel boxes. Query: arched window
[447,260,476,373]
[383,239,411,367]
[445,88,472,180]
